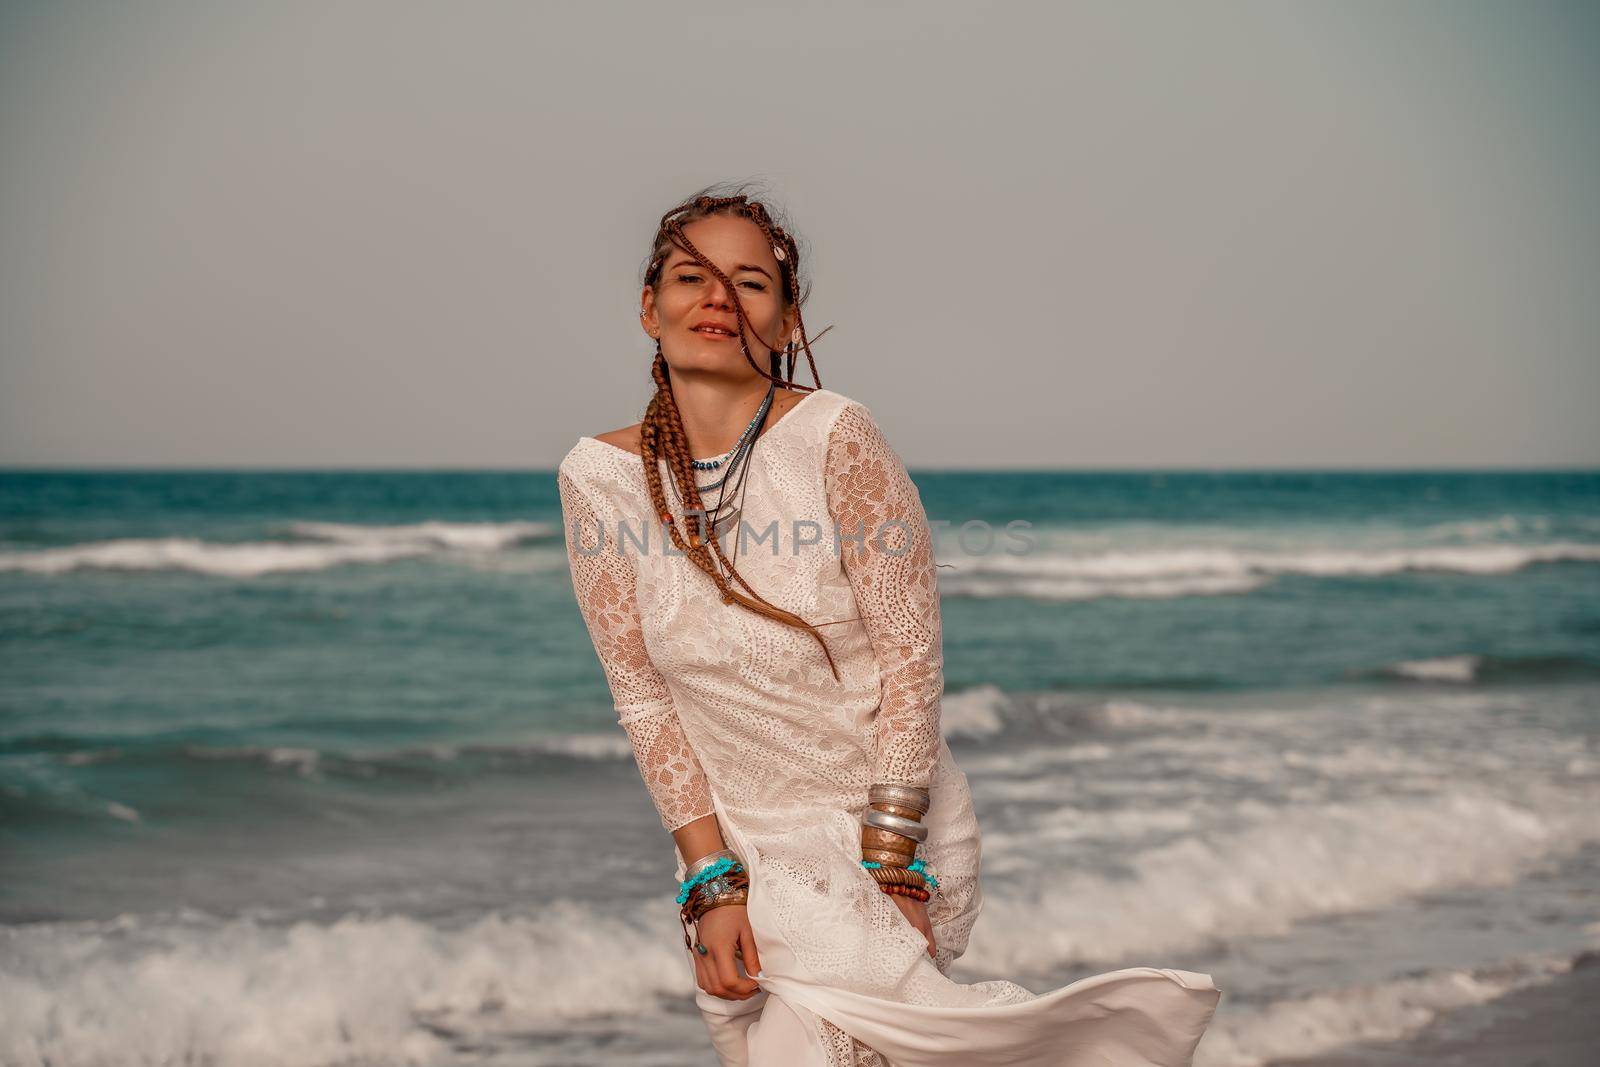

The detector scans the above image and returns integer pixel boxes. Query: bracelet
[861,828,920,858]
[861,846,916,866]
[863,807,929,843]
[684,847,740,884]
[680,888,750,951]
[687,883,749,922]
[905,856,938,889]
[676,856,745,905]
[880,883,931,902]
[862,856,939,891]
[866,864,924,887]
[678,864,750,952]
[868,783,930,815]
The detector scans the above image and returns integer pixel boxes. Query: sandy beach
[1269,950,1600,1067]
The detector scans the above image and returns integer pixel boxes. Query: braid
[636,184,848,680]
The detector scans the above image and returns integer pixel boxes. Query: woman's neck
[669,376,785,459]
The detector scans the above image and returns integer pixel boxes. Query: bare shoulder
[593,422,644,457]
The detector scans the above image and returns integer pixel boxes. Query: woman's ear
[640,288,659,337]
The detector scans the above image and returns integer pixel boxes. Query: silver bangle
[868,783,931,814]
[863,807,928,842]
[684,847,741,883]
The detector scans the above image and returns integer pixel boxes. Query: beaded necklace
[692,384,775,488]
[690,383,775,559]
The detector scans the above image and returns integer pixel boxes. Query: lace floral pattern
[818,1016,887,1067]
[823,400,944,790]
[557,467,716,832]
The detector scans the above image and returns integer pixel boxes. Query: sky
[0,0,1596,470]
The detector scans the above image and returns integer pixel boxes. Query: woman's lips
[692,327,739,341]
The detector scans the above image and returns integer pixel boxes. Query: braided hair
[638,183,845,680]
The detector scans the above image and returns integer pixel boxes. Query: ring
[695,942,708,956]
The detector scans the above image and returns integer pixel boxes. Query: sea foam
[938,541,1600,601]
[0,520,556,577]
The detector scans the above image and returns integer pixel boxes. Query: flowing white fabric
[557,388,1221,1066]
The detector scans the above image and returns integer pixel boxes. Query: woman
[556,186,1221,1066]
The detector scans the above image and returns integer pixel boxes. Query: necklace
[692,386,775,478]
[693,384,775,493]
[691,383,776,546]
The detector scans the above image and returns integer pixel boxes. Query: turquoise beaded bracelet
[676,856,745,905]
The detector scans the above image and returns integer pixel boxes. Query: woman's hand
[888,894,936,958]
[692,904,763,1000]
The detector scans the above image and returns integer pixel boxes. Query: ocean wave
[962,783,1600,973]
[99,734,630,772]
[8,691,1150,825]
[515,733,635,761]
[0,903,698,1066]
[0,520,558,577]
[0,688,1296,771]
[1372,652,1600,685]
[1,904,1589,1067]
[1,891,1591,1067]
[0,536,433,577]
[286,520,554,552]
[915,689,1201,744]
[1385,653,1483,683]
[938,684,1009,738]
[938,541,1600,601]
[174,736,638,779]
[1195,948,1590,1067]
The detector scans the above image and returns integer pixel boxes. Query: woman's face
[642,214,795,379]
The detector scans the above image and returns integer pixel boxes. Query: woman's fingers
[692,947,714,995]
[697,907,760,999]
[693,942,748,1000]
[713,938,758,997]
[737,916,763,977]
[913,908,935,957]
[887,894,937,958]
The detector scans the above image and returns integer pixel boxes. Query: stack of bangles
[861,783,939,903]
[676,847,750,957]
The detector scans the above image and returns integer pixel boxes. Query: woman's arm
[823,402,943,957]
[823,402,944,790]
[557,466,763,996]
[557,467,719,833]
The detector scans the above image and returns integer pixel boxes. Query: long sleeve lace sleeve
[822,402,944,790]
[557,466,717,833]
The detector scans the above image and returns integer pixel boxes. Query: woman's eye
[674,272,764,292]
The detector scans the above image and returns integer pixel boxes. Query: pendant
[709,504,742,539]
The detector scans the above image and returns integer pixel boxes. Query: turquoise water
[1,467,1597,1065]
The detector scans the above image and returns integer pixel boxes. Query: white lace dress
[556,388,1220,1066]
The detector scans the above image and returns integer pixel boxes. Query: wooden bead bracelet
[880,883,931,902]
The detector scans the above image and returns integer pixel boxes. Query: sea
[1,467,1597,1067]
